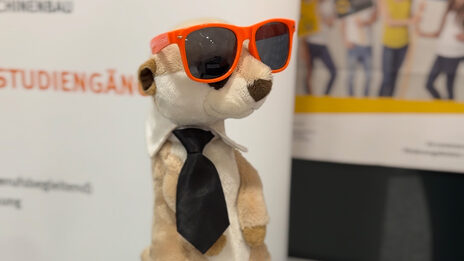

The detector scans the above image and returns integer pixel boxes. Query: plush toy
[138,18,294,261]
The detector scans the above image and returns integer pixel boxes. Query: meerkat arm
[234,150,269,247]
[143,142,190,261]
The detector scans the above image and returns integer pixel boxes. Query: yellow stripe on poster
[295,96,464,114]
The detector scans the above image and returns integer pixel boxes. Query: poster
[293,0,464,173]
[0,1,153,260]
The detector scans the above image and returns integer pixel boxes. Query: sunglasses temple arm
[150,32,175,54]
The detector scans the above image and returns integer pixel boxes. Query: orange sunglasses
[150,18,295,83]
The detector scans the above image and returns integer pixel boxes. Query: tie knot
[173,128,214,154]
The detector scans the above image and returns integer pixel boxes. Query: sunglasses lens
[185,27,237,80]
[255,22,290,70]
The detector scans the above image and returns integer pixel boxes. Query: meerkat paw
[242,225,266,247]
[249,244,271,261]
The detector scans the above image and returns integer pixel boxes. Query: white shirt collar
[145,101,248,157]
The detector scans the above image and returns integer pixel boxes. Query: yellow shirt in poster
[382,0,411,48]
[298,0,320,37]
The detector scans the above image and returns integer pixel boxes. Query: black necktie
[172,128,230,254]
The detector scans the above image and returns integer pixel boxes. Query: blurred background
[1,0,464,260]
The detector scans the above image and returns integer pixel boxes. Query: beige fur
[152,45,183,75]
[142,141,208,261]
[235,49,273,85]
[142,142,270,260]
[141,18,272,261]
[242,226,267,248]
[234,151,269,229]
[205,235,227,256]
[234,151,270,260]
[249,245,271,261]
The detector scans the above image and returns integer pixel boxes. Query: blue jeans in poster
[426,56,463,100]
[307,43,337,95]
[379,45,408,97]
[347,45,372,97]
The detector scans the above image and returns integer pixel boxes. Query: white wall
[0,1,299,260]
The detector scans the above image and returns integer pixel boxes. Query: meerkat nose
[247,79,272,102]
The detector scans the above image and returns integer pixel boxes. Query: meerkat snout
[208,75,272,101]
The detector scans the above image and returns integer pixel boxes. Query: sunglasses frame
[150,18,295,83]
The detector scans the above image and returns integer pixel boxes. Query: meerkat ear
[138,58,157,95]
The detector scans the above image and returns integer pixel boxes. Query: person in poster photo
[341,6,377,97]
[417,0,464,100]
[304,0,338,95]
[378,0,421,97]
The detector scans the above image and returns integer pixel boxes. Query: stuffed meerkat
[139,18,274,261]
